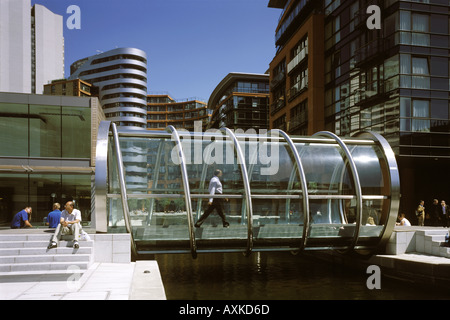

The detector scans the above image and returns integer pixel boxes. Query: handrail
[107,193,388,200]
[220,127,253,257]
[269,129,310,251]
[313,131,363,253]
[115,130,376,145]
[166,125,197,259]
[111,122,138,257]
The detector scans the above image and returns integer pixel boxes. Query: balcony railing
[287,77,308,101]
[270,71,286,90]
[287,46,308,74]
[290,112,308,131]
[270,98,286,115]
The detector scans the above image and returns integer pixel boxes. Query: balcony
[290,112,308,131]
[270,98,286,115]
[270,71,286,90]
[287,46,308,75]
[287,77,308,101]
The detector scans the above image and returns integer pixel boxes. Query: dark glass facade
[269,0,450,221]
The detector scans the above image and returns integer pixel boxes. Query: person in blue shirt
[10,207,33,229]
[46,203,62,228]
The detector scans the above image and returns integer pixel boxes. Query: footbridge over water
[93,121,400,259]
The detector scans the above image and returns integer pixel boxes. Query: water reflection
[154,252,450,300]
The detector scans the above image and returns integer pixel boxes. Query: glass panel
[119,138,148,193]
[351,145,385,196]
[296,143,352,195]
[431,100,448,119]
[412,57,429,75]
[399,11,411,30]
[412,119,430,132]
[0,173,29,224]
[413,100,429,118]
[62,174,92,224]
[29,174,61,224]
[29,105,61,158]
[412,13,429,32]
[61,106,91,158]
[0,103,28,157]
[400,97,411,117]
[400,54,411,74]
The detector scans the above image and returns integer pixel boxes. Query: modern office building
[69,48,148,130]
[208,73,270,130]
[44,78,93,97]
[268,0,450,219]
[0,92,105,225]
[147,94,211,131]
[0,0,64,94]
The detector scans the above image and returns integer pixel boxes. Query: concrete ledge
[129,261,166,300]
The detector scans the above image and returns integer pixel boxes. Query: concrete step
[0,234,91,242]
[0,246,92,256]
[0,254,92,264]
[0,269,86,282]
[0,231,95,282]
[0,240,94,249]
[0,261,90,273]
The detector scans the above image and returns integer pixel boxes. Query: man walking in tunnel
[195,169,230,228]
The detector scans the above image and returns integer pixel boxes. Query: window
[412,57,429,75]
[0,103,28,157]
[431,100,449,119]
[29,105,61,158]
[412,100,429,118]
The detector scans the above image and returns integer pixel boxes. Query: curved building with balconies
[69,48,148,130]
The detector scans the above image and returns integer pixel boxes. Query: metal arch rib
[354,131,400,252]
[269,129,310,251]
[111,123,138,257]
[220,127,253,257]
[166,125,197,259]
[313,131,363,253]
[94,120,112,233]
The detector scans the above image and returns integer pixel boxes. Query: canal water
[155,252,450,300]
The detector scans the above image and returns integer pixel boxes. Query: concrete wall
[89,234,131,264]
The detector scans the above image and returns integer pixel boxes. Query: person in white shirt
[396,213,411,226]
[48,201,82,249]
[195,169,230,228]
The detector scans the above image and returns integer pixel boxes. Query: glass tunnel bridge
[94,121,400,259]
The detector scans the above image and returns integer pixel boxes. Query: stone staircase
[415,229,450,258]
[0,233,94,281]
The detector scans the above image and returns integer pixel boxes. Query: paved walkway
[0,260,166,300]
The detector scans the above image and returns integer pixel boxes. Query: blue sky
[31,0,280,101]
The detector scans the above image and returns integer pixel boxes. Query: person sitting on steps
[48,201,82,249]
